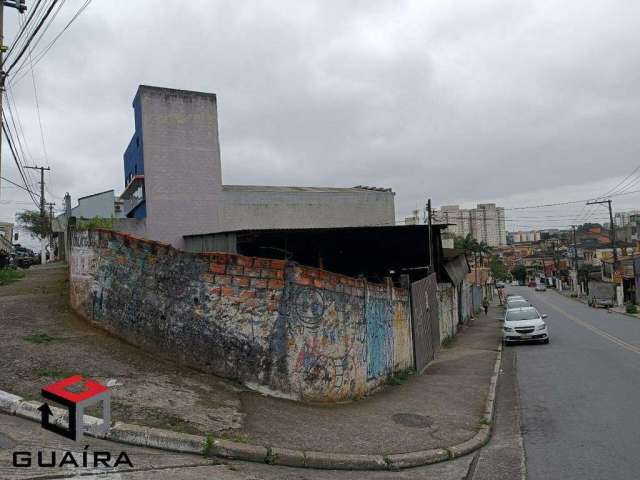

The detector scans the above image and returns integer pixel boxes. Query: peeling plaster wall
[69,230,413,402]
[437,283,458,343]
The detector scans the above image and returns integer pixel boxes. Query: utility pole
[46,201,55,254]
[1,0,4,196]
[427,198,434,274]
[586,199,617,266]
[0,0,27,196]
[571,225,578,269]
[24,165,49,263]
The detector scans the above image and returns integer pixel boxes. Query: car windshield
[507,309,540,321]
[507,300,529,309]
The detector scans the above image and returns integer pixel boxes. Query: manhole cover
[391,413,433,428]
[0,432,17,450]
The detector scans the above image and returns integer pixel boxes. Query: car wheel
[542,338,549,344]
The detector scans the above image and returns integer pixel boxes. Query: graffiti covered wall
[69,230,413,402]
[437,283,457,342]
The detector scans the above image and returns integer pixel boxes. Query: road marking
[536,296,640,355]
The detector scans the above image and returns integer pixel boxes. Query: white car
[535,284,547,292]
[503,307,549,345]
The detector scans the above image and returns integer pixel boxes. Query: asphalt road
[509,286,640,480]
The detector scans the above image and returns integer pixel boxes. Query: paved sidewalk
[238,309,500,454]
[1,264,501,459]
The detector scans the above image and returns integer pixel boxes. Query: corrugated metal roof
[443,255,469,286]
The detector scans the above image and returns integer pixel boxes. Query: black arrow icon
[38,402,76,440]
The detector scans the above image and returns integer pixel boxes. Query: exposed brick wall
[70,229,413,402]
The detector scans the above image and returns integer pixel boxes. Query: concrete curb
[0,344,503,470]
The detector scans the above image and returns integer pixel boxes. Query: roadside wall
[437,283,457,342]
[69,229,412,402]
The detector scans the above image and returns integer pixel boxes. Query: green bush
[626,304,638,315]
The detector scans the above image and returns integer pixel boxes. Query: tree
[511,264,527,284]
[490,258,509,282]
[15,210,50,239]
[478,241,493,267]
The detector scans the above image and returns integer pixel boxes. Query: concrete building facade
[434,203,506,247]
[615,210,640,228]
[70,190,123,219]
[119,86,396,248]
[511,230,541,243]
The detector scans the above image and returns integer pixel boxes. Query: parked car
[503,307,549,345]
[506,299,530,311]
[535,283,547,292]
[496,281,506,289]
[528,281,537,287]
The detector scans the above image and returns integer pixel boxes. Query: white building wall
[120,86,396,248]
[221,188,395,231]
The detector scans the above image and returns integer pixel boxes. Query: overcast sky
[2,0,640,245]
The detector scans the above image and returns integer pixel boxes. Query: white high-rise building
[434,203,506,247]
[614,210,640,228]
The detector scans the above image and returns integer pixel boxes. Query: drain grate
[391,413,433,428]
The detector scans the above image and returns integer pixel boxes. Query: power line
[12,0,95,86]
[1,120,40,207]
[4,0,58,76]
[4,0,43,61]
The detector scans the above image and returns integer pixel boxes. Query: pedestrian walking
[482,297,489,316]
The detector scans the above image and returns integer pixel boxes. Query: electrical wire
[4,0,59,76]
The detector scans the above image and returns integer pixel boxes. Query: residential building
[434,203,506,247]
[619,214,640,243]
[0,222,13,243]
[0,222,13,260]
[70,190,124,220]
[403,209,420,225]
[511,230,541,243]
[118,86,396,248]
[614,210,640,228]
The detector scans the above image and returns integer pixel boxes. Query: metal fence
[410,273,440,372]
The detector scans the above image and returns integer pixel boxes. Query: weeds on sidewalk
[385,367,416,386]
[23,332,59,344]
[0,268,25,286]
[202,435,216,457]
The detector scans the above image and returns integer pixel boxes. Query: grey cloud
[2,0,640,228]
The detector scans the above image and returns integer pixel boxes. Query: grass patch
[385,367,416,386]
[23,333,59,344]
[202,435,216,457]
[0,268,25,286]
[626,304,638,315]
[479,417,492,427]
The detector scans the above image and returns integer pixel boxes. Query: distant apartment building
[434,203,506,247]
[614,210,640,228]
[511,230,541,243]
[403,209,421,225]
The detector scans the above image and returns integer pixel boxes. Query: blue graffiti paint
[366,297,393,379]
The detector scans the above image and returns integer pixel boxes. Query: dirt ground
[0,263,244,436]
[1,263,500,455]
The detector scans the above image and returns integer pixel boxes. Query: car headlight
[504,327,514,332]
[536,323,546,331]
